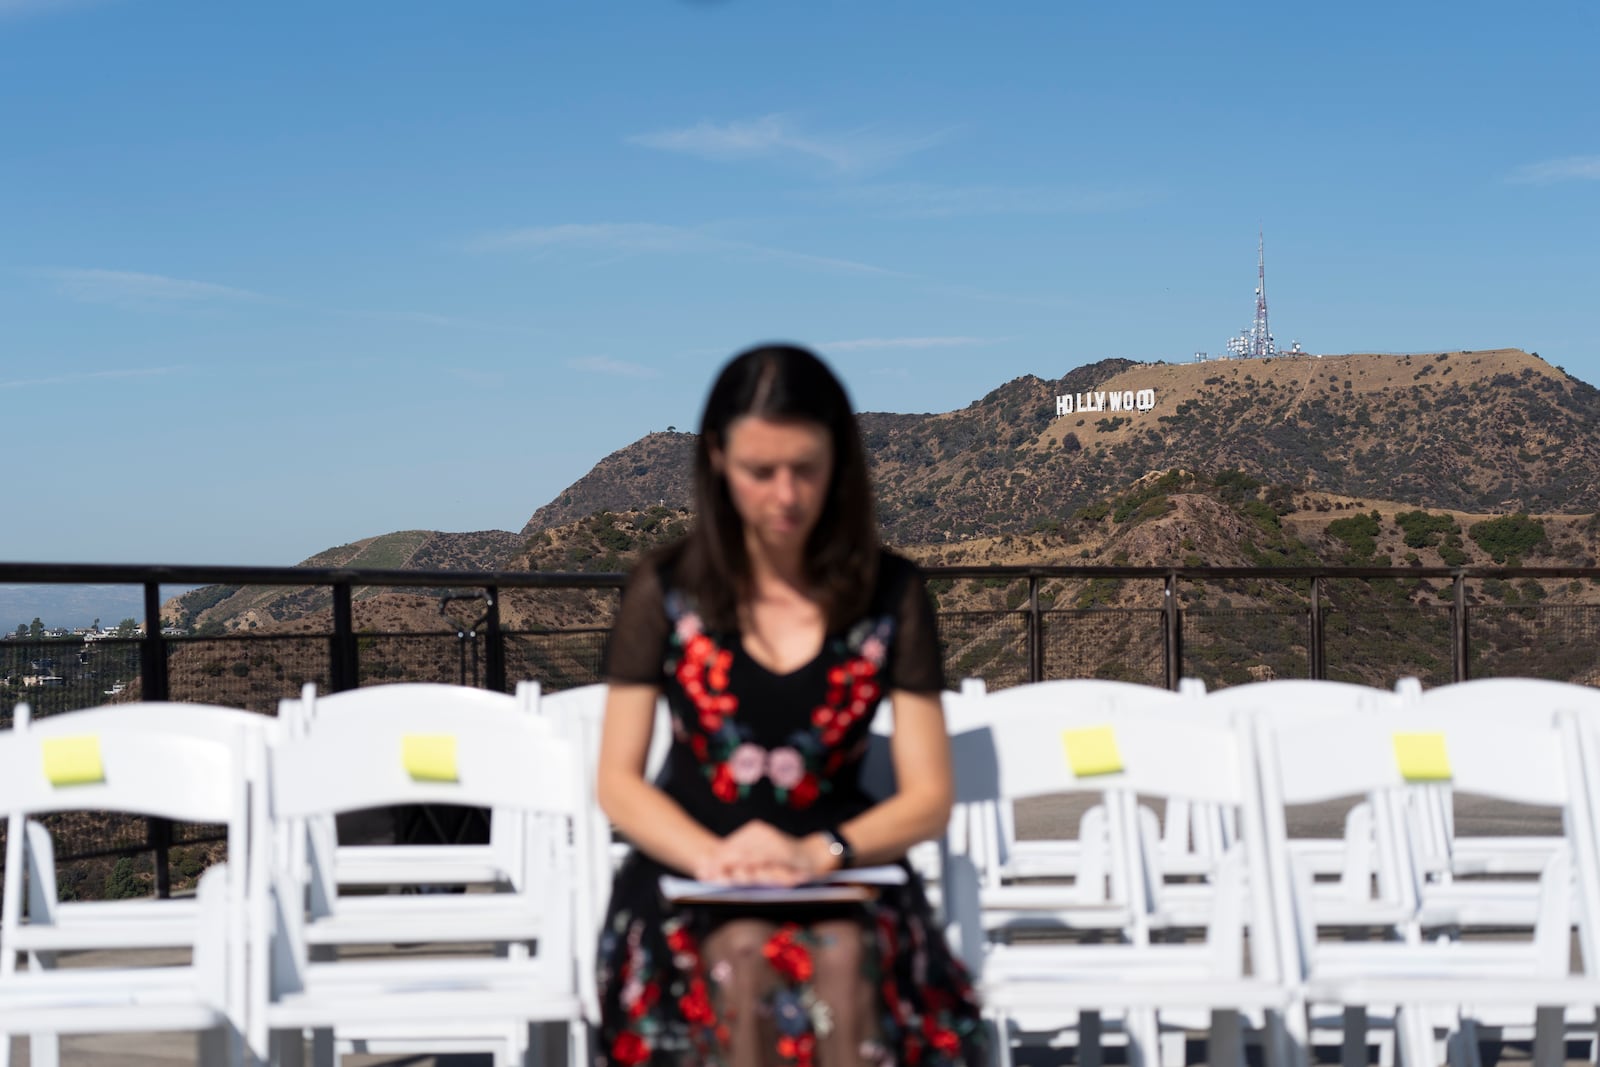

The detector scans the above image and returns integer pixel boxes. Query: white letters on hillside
[1055,388,1155,416]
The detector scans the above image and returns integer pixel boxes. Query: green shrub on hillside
[1395,510,1459,549]
[1327,511,1382,561]
[1469,513,1547,564]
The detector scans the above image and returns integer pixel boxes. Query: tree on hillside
[1469,514,1548,565]
[29,618,43,640]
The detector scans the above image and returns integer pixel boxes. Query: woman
[595,344,984,1067]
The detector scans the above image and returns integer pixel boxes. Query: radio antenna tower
[1250,229,1275,358]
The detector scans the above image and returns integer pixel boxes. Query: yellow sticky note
[1063,725,1124,777]
[1393,732,1452,782]
[402,735,458,783]
[42,736,105,787]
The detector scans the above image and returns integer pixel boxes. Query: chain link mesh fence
[1183,608,1309,688]
[504,630,611,694]
[1043,609,1165,686]
[1323,606,1455,689]
[1468,603,1600,684]
[938,611,1030,690]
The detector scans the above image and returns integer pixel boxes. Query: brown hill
[522,431,696,536]
[173,348,1600,644]
[522,349,1600,547]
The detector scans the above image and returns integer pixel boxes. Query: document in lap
[660,865,908,904]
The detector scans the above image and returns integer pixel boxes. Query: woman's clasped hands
[692,820,832,887]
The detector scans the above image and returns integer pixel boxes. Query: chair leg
[1343,1006,1369,1067]
[1160,1027,1187,1067]
[310,1027,335,1067]
[1127,1008,1160,1067]
[568,1020,591,1067]
[1532,1006,1565,1067]
[1447,1015,1483,1067]
[27,1033,60,1067]
[1396,1005,1435,1067]
[992,1014,1017,1067]
[270,1029,306,1067]
[1079,1010,1102,1067]
[197,1023,229,1066]
[1210,1009,1244,1067]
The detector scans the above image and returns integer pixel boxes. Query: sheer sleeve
[604,558,670,686]
[887,556,946,694]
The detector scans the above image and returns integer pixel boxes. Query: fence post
[141,581,174,898]
[1453,571,1468,683]
[1026,575,1041,683]
[1164,572,1181,690]
[1309,575,1324,680]
[141,581,169,702]
[484,586,507,693]
[330,582,358,693]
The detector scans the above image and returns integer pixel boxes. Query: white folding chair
[251,683,596,1067]
[0,703,255,1067]
[1256,697,1600,1067]
[1206,680,1409,928]
[944,680,1218,938]
[279,682,542,893]
[1399,677,1600,895]
[6,701,275,954]
[942,687,1292,1067]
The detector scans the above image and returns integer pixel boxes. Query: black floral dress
[597,549,985,1067]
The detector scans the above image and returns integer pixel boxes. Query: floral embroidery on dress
[603,911,721,1065]
[663,593,897,810]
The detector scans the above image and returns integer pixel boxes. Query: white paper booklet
[660,864,907,904]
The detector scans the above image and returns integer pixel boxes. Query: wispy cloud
[567,356,663,380]
[1507,155,1600,185]
[824,182,1156,219]
[474,221,906,278]
[629,114,949,174]
[42,268,266,308]
[823,336,1002,352]
[0,366,185,391]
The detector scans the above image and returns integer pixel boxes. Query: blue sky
[3,0,1596,567]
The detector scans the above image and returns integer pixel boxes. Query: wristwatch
[820,827,856,870]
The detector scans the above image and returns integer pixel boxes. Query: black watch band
[821,827,856,869]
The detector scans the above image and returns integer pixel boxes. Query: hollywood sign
[1055,388,1157,416]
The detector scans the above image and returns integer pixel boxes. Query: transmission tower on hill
[1224,230,1294,358]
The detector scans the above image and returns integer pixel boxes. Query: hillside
[521,349,1600,545]
[169,347,1600,646]
[168,528,526,634]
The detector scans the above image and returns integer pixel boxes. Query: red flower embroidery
[679,977,716,1026]
[612,1031,651,1066]
[788,774,819,809]
[626,979,659,1019]
[711,763,738,802]
[924,1015,961,1056]
[777,1033,816,1066]
[666,925,696,956]
[762,925,815,982]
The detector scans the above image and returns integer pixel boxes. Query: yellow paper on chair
[1062,725,1124,777]
[1393,732,1452,782]
[42,735,105,787]
[402,734,459,783]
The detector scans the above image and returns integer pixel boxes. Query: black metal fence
[3,560,1598,894]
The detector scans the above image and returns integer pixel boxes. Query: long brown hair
[675,344,879,633]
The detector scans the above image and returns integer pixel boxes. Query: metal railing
[3,560,1598,893]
